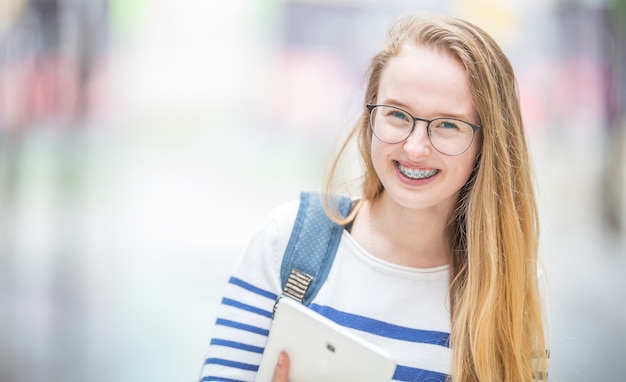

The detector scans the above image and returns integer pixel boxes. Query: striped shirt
[200,199,452,381]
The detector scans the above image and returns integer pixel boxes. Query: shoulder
[262,198,301,242]
[237,198,300,267]
[225,198,301,297]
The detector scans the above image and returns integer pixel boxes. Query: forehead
[377,43,476,121]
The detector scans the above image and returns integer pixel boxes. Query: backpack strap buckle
[283,270,314,303]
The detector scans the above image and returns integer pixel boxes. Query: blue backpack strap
[280,192,352,306]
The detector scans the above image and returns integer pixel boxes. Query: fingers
[270,352,290,382]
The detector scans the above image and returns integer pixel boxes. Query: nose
[403,122,432,158]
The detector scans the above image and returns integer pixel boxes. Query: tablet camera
[326,343,336,353]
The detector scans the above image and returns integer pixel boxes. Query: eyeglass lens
[369,105,476,156]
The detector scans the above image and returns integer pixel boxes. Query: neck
[368,192,452,268]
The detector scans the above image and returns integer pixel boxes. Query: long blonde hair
[324,14,549,381]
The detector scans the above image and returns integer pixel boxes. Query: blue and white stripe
[200,200,452,382]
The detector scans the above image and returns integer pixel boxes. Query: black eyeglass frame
[366,103,482,156]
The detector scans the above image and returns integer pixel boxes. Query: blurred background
[1,0,624,381]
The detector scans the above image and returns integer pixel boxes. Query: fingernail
[277,352,285,367]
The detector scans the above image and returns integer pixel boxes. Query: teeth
[398,163,438,179]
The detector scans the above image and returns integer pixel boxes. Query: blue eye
[391,110,409,121]
[439,120,459,129]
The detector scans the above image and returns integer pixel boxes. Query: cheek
[370,140,388,173]
[461,159,477,184]
[443,157,477,200]
[458,145,481,184]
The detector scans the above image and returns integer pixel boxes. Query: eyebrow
[380,97,475,122]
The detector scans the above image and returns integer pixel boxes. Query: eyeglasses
[366,104,481,156]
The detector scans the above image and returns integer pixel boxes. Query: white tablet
[256,297,396,382]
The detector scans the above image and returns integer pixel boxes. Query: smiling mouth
[396,162,440,179]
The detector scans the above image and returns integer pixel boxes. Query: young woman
[201,13,550,382]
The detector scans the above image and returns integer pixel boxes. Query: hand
[270,352,290,382]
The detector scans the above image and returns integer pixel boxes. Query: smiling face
[371,43,481,214]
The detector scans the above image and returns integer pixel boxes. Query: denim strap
[280,192,352,306]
